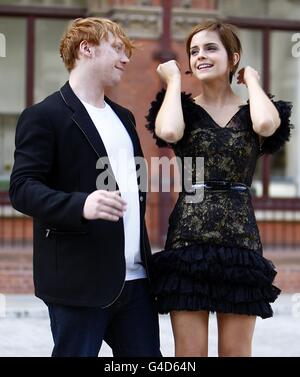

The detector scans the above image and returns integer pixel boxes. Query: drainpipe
[153,0,177,247]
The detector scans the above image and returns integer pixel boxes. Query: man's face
[90,32,130,87]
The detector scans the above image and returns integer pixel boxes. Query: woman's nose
[197,49,207,60]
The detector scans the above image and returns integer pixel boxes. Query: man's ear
[79,40,92,56]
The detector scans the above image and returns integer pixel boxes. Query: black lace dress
[146,89,293,319]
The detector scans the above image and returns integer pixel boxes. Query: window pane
[220,0,300,21]
[0,17,26,113]
[34,19,69,103]
[0,17,26,183]
[0,115,17,182]
[231,29,263,101]
[270,31,300,198]
[231,29,263,197]
[0,0,85,6]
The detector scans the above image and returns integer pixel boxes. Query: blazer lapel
[60,81,143,159]
[59,81,116,182]
[59,82,146,201]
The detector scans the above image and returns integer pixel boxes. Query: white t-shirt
[81,99,146,281]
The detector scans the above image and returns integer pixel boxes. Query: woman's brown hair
[186,20,242,83]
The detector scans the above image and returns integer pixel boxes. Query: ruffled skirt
[151,244,281,319]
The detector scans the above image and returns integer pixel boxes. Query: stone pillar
[87,1,162,39]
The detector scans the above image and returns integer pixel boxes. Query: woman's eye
[207,46,217,51]
[191,50,198,56]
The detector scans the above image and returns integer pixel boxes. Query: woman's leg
[170,310,209,357]
[217,312,256,357]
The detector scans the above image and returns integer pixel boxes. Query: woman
[146,21,292,357]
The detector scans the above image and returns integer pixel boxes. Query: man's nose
[121,53,130,64]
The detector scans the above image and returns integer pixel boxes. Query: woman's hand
[237,66,260,87]
[238,67,280,137]
[157,60,181,85]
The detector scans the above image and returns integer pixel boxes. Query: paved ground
[0,293,300,357]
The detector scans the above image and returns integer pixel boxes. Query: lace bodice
[145,90,293,253]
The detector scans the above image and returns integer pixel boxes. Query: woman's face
[189,29,232,83]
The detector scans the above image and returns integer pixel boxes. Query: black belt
[191,180,250,192]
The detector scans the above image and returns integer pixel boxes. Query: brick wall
[0,218,33,242]
[2,216,300,247]
[1,246,300,294]
[265,251,300,294]
[106,37,198,243]
[1,32,300,291]
[0,0,299,294]
[1,217,300,293]
[0,246,34,294]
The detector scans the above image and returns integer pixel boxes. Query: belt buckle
[213,181,228,192]
[234,184,247,192]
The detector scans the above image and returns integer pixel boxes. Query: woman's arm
[239,66,281,137]
[155,60,185,143]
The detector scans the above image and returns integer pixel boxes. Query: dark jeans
[47,279,161,357]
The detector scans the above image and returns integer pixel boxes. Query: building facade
[0,0,300,261]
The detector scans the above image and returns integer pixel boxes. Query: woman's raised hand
[157,60,181,85]
[237,66,260,87]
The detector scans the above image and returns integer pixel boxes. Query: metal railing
[253,197,300,251]
[1,190,300,251]
[146,194,300,251]
[0,191,32,247]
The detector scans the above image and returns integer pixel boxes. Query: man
[9,17,161,357]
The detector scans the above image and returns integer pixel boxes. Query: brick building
[0,0,300,293]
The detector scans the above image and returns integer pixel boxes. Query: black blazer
[9,82,151,307]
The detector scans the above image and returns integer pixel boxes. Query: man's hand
[83,190,127,221]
